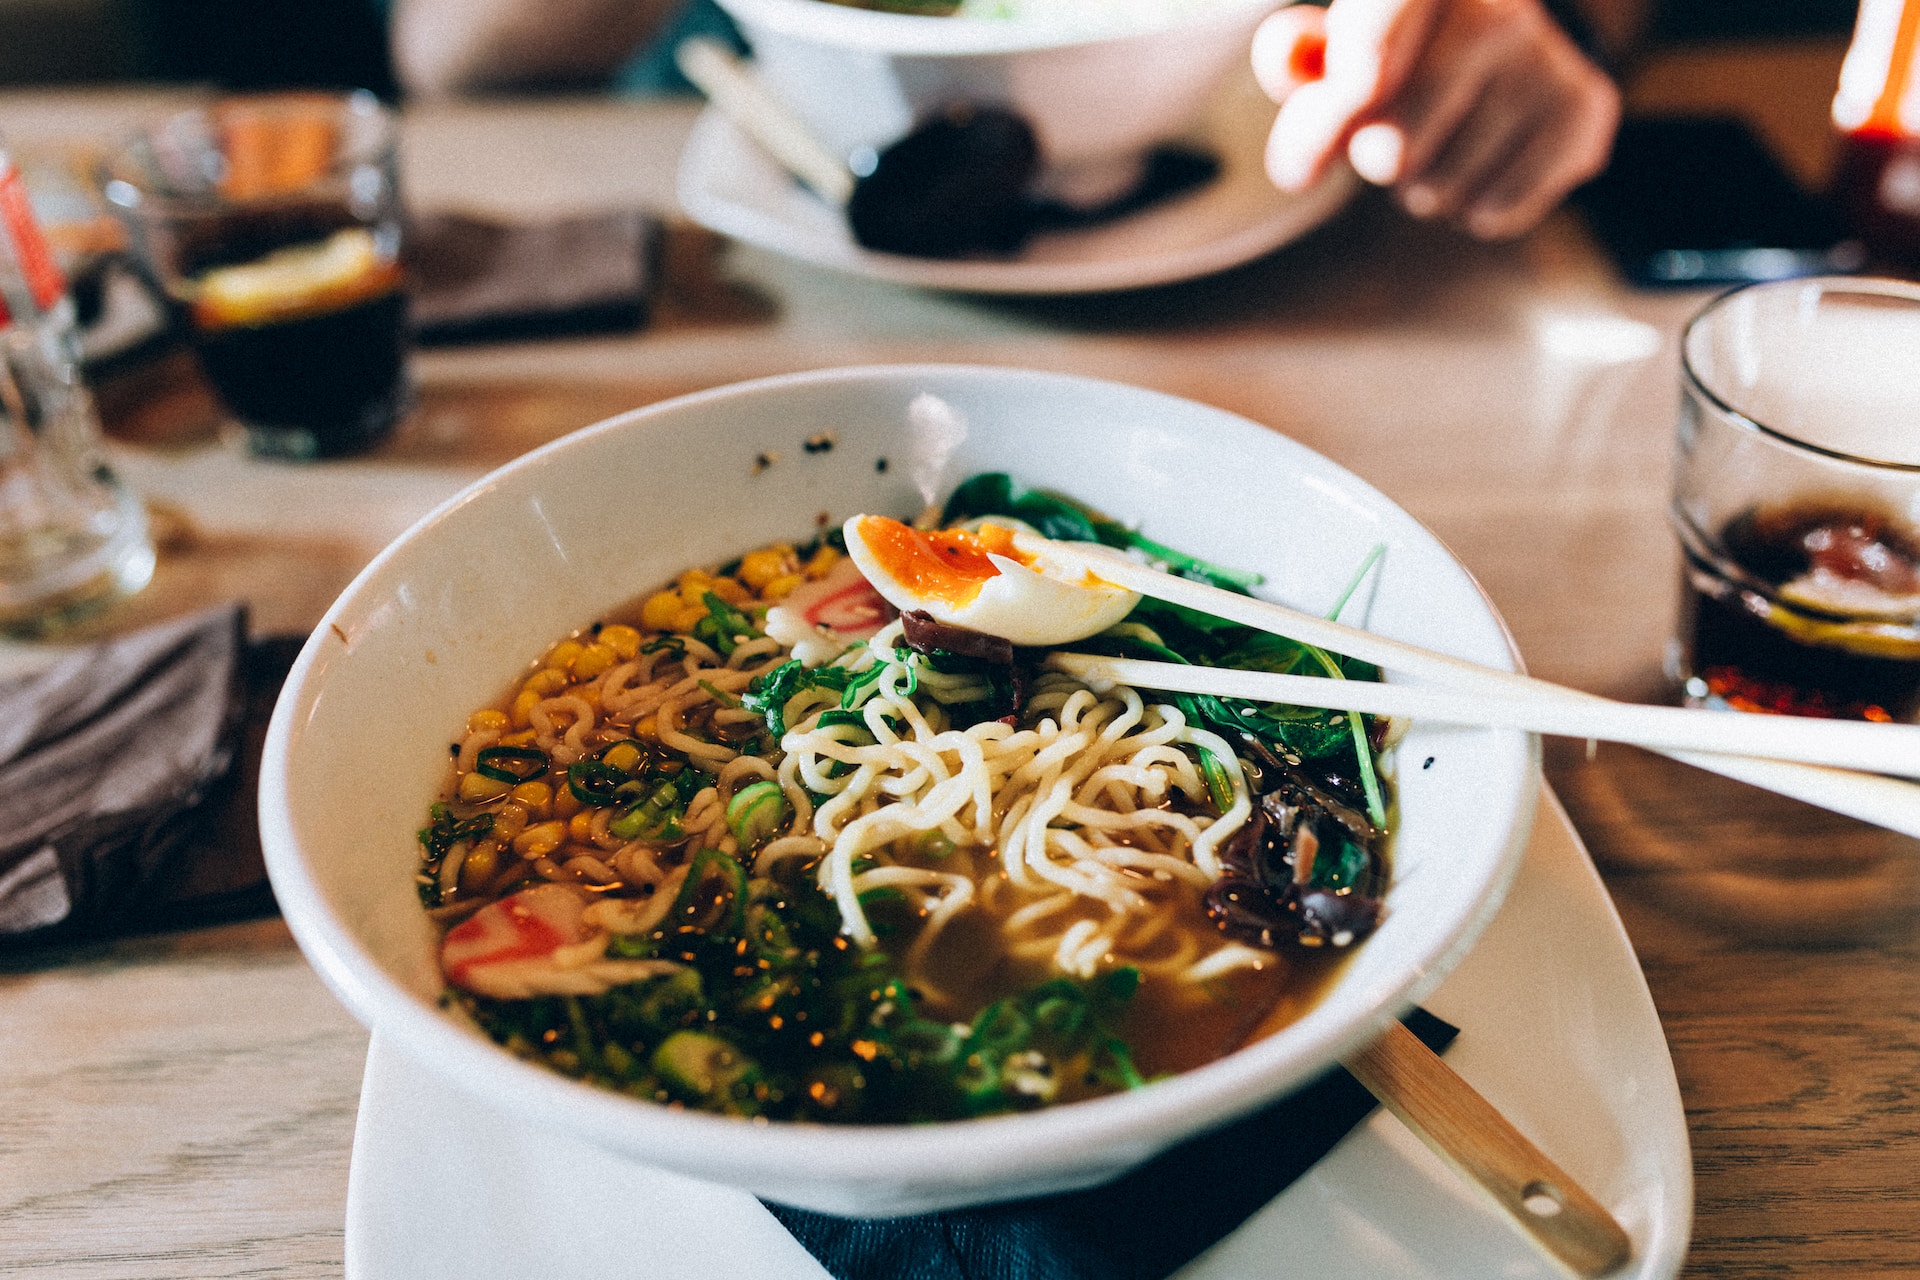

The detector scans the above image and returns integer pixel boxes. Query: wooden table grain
[2,38,1916,1278]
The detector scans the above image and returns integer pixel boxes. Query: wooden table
[2,39,1916,1278]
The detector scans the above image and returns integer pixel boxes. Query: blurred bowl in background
[712,0,1287,204]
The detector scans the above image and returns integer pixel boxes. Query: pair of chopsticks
[1020,532,1920,838]
[1026,533,1639,1273]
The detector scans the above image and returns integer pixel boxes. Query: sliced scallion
[567,760,629,806]
[725,780,789,852]
[474,744,548,784]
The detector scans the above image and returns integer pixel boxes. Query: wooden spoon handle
[1343,1020,1633,1277]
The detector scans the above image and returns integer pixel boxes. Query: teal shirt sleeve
[613,0,746,95]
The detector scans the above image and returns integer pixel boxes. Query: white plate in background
[343,789,1691,1280]
[675,65,1356,295]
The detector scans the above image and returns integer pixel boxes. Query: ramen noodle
[420,481,1390,1123]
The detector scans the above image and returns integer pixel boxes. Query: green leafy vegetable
[697,681,740,710]
[653,1030,765,1113]
[1318,544,1390,828]
[953,967,1142,1114]
[416,803,495,907]
[943,472,1262,591]
[1197,746,1236,813]
[566,759,630,806]
[839,657,895,708]
[474,744,548,784]
[1310,833,1375,893]
[608,769,703,841]
[726,780,790,852]
[667,847,750,940]
[742,659,854,737]
[455,848,1147,1123]
[695,591,761,657]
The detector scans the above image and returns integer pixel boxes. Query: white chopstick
[1047,654,1920,778]
[1020,532,1920,837]
[674,38,855,205]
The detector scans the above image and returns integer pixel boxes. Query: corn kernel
[631,714,658,740]
[523,668,569,697]
[567,811,596,841]
[510,781,552,812]
[677,569,713,596]
[804,545,840,578]
[738,547,795,590]
[546,640,586,671]
[492,803,530,841]
[707,576,751,605]
[459,844,499,890]
[499,729,538,748]
[553,787,582,820]
[467,708,510,734]
[761,572,803,602]
[514,821,567,859]
[672,603,707,633]
[599,624,641,659]
[601,741,644,773]
[571,643,617,679]
[640,591,682,631]
[510,689,541,727]
[459,771,511,802]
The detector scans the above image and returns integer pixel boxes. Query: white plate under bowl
[675,65,1357,295]
[261,364,1533,1217]
[344,790,1691,1279]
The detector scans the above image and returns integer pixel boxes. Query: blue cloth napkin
[765,1007,1456,1280]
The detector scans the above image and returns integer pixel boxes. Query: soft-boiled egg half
[843,514,1140,647]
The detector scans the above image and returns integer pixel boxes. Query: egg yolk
[853,516,1020,607]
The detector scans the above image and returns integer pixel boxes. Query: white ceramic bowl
[714,0,1287,202]
[260,365,1538,1217]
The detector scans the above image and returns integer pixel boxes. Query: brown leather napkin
[0,606,295,948]
[405,210,664,345]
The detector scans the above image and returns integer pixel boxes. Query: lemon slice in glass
[191,227,400,330]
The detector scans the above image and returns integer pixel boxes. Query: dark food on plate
[844,105,1222,259]
[846,105,1040,258]
[419,475,1391,1122]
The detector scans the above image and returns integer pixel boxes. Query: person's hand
[1252,0,1620,239]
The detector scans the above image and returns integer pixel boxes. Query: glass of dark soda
[1674,276,1920,723]
[103,92,409,460]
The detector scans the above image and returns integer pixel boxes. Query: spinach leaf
[742,659,854,737]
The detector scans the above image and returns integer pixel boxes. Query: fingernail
[1347,123,1404,185]
[1401,184,1439,218]
[1289,31,1326,82]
